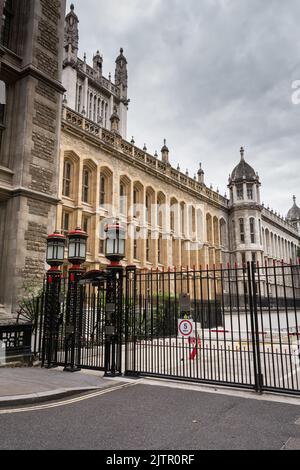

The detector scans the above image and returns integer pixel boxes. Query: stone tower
[115,48,129,139]
[0,0,67,323]
[287,196,300,234]
[64,3,79,65]
[62,6,129,139]
[228,147,263,266]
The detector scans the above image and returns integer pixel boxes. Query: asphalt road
[0,381,300,450]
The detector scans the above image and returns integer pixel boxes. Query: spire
[197,163,204,184]
[161,139,169,164]
[64,4,79,64]
[93,50,103,77]
[240,146,245,161]
[110,105,120,134]
[115,47,128,96]
[293,195,297,205]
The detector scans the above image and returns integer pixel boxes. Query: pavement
[0,366,128,407]
[0,367,300,449]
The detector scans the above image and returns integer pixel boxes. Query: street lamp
[43,231,66,368]
[64,227,88,373]
[46,231,66,270]
[105,221,126,265]
[104,221,126,376]
[67,227,88,268]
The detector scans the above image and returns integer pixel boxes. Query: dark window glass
[62,212,70,237]
[63,160,72,197]
[1,0,13,48]
[100,176,105,206]
[0,81,6,154]
[239,218,245,243]
[250,218,255,243]
[82,168,90,203]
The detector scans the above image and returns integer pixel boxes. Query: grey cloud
[70,0,300,215]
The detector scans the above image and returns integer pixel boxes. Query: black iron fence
[36,261,300,396]
[125,263,300,395]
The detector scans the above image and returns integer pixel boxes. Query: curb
[0,386,102,408]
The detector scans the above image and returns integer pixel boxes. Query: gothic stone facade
[59,6,300,291]
[0,3,299,322]
[0,0,66,322]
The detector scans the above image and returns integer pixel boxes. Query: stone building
[0,0,67,323]
[58,5,300,281]
[0,3,299,322]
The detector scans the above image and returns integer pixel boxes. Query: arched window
[89,93,93,119]
[93,95,97,121]
[146,231,151,262]
[180,203,185,235]
[63,160,73,197]
[158,235,162,264]
[250,218,255,243]
[120,182,126,214]
[82,167,90,203]
[77,85,82,113]
[239,218,245,243]
[99,175,106,206]
[97,98,101,123]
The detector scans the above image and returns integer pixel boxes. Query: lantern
[67,227,88,266]
[46,231,66,269]
[105,222,126,263]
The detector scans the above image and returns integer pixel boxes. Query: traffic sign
[178,319,195,338]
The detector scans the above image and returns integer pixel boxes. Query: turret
[287,195,300,233]
[110,105,120,134]
[228,147,261,206]
[64,4,79,65]
[115,48,128,97]
[197,163,204,184]
[228,147,263,267]
[161,139,169,164]
[93,50,103,78]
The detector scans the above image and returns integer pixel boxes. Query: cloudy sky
[69,0,300,216]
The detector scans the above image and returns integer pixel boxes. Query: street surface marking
[0,381,140,415]
[138,377,300,406]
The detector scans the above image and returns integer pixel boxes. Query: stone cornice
[11,187,60,205]
[1,55,66,94]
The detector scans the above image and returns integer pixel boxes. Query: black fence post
[125,265,137,375]
[247,262,263,393]
[42,270,62,368]
[64,268,84,372]
[104,264,124,377]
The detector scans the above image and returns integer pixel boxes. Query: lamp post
[104,221,126,376]
[64,227,87,372]
[42,231,66,368]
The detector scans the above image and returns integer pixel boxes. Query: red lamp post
[43,231,66,368]
[64,227,88,372]
[104,221,126,376]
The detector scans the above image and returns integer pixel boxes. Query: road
[0,379,299,450]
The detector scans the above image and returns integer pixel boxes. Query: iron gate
[40,262,300,395]
[124,263,300,395]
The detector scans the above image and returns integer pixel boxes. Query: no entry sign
[178,319,195,338]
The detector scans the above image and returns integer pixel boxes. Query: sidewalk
[0,367,127,407]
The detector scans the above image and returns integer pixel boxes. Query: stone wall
[0,0,67,320]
